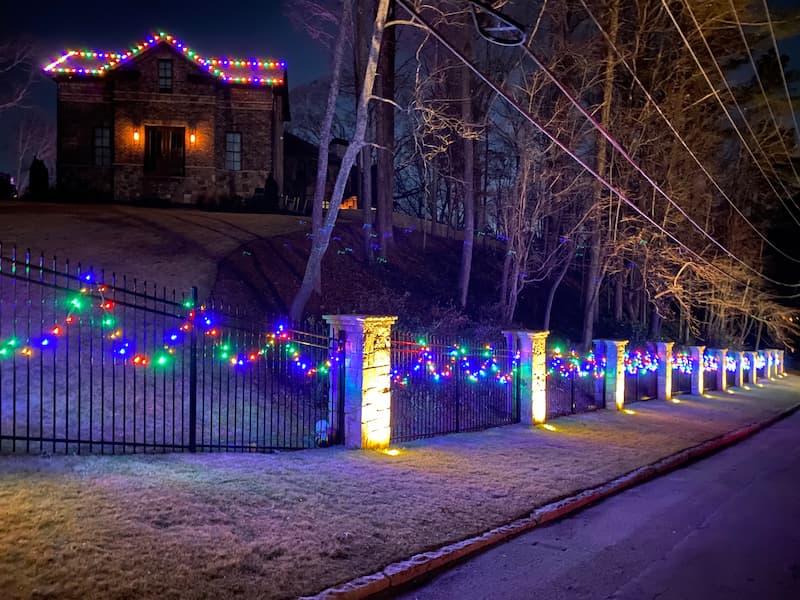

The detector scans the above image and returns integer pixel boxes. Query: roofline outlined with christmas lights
[43,31,286,86]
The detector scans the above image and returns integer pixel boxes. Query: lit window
[158,59,173,92]
[225,132,242,171]
[94,127,112,167]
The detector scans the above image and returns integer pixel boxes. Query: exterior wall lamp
[133,129,140,142]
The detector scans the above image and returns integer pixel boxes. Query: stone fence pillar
[504,330,549,424]
[730,351,744,388]
[778,350,785,375]
[766,349,778,379]
[594,339,628,410]
[714,348,728,392]
[689,345,705,395]
[655,341,674,401]
[745,351,758,385]
[323,315,397,449]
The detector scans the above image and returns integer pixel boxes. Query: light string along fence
[0,245,341,454]
[389,332,521,442]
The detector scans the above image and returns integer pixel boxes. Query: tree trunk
[309,0,353,295]
[543,244,575,330]
[290,0,391,320]
[458,62,475,309]
[375,0,395,260]
[580,0,618,350]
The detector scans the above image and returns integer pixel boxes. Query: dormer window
[158,59,173,92]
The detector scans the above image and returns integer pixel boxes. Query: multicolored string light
[0,274,333,377]
[702,353,719,372]
[391,341,518,386]
[43,32,286,86]
[547,348,605,379]
[670,351,693,374]
[623,350,659,375]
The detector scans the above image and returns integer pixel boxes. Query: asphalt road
[398,409,800,600]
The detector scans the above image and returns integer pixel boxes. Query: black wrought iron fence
[389,332,518,442]
[0,246,339,454]
[671,347,692,395]
[624,370,658,403]
[546,374,600,418]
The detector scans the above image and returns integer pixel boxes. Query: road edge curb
[303,400,800,600]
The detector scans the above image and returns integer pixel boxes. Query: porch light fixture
[133,129,140,142]
[189,132,196,144]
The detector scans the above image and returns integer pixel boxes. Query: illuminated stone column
[504,330,549,424]
[689,345,705,395]
[765,349,777,379]
[745,351,758,385]
[778,350,785,375]
[594,339,628,410]
[323,315,397,449]
[655,341,674,401]
[730,351,744,388]
[715,348,728,392]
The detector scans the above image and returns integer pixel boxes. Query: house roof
[43,31,286,86]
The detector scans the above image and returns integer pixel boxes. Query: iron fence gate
[0,246,341,454]
[389,333,518,442]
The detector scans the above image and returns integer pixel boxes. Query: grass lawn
[1,378,798,599]
[0,202,312,298]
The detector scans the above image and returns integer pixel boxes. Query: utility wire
[575,0,800,265]
[394,0,800,300]
[761,0,800,152]
[508,13,800,287]
[663,0,800,226]
[730,0,800,190]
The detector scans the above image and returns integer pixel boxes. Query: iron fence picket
[389,332,515,442]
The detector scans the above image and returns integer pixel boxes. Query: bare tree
[0,40,37,113]
[290,0,392,319]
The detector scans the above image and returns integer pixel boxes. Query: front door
[144,126,185,177]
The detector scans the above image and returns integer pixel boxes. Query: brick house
[44,32,288,204]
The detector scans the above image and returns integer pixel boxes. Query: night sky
[0,0,329,175]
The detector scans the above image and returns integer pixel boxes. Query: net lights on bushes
[43,32,287,87]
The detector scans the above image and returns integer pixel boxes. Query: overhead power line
[575,0,800,265]
[729,0,800,190]
[503,6,800,287]
[394,0,800,300]
[761,0,800,152]
[662,0,800,226]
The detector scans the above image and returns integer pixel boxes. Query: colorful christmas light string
[391,340,518,386]
[0,273,334,377]
[547,347,605,379]
[43,32,286,86]
[623,350,659,375]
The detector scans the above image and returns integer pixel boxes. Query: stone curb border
[302,400,800,600]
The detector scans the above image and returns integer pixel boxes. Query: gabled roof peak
[43,31,286,87]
